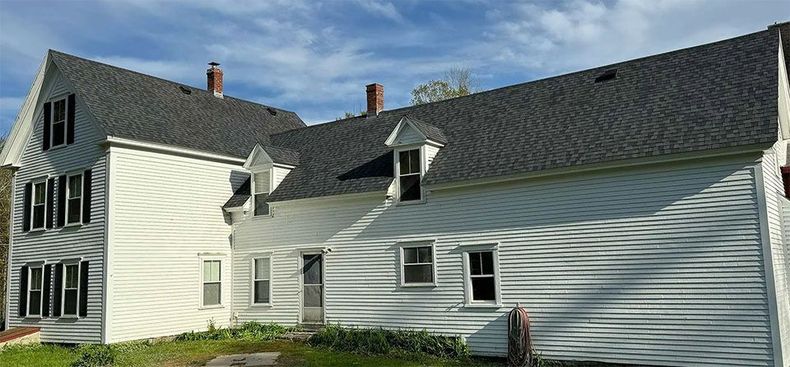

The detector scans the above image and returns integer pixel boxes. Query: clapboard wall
[232,155,774,366]
[7,67,107,343]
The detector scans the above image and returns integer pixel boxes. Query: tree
[410,67,479,105]
[0,137,8,330]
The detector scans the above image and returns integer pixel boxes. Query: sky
[0,0,787,135]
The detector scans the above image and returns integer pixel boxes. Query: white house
[2,23,790,366]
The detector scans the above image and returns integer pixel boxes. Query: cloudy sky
[0,0,787,134]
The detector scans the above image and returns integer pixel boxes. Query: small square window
[402,245,434,285]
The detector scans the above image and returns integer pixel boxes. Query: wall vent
[594,69,617,83]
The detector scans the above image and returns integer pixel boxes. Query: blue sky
[0,0,787,135]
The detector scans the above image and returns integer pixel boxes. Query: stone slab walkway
[204,352,280,366]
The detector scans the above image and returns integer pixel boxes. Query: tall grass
[176,320,287,341]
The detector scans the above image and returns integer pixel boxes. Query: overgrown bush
[176,320,287,341]
[308,324,469,359]
[70,344,115,367]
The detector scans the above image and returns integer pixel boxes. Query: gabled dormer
[385,116,446,203]
[224,143,299,217]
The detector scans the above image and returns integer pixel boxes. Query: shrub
[308,324,469,359]
[71,344,115,367]
[176,321,286,341]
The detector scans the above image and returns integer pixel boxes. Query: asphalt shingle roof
[264,27,783,202]
[50,51,306,158]
[223,177,250,209]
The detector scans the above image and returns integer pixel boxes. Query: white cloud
[354,0,404,23]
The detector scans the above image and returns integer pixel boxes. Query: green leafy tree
[0,137,9,329]
[410,67,479,105]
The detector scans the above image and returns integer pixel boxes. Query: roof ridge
[47,49,299,115]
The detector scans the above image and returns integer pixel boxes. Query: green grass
[0,339,503,367]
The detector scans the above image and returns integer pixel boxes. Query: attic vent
[594,69,617,83]
[179,86,192,95]
[266,107,278,116]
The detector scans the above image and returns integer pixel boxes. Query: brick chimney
[366,83,383,117]
[207,62,223,98]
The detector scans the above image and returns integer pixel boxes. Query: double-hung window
[463,249,500,305]
[66,173,83,225]
[401,244,435,285]
[31,180,47,230]
[398,149,422,202]
[253,170,271,216]
[202,260,222,307]
[62,263,81,316]
[50,98,67,148]
[252,257,272,305]
[28,266,44,316]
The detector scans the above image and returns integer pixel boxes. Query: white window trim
[60,260,81,318]
[30,178,48,231]
[250,255,273,307]
[394,145,426,205]
[199,256,224,309]
[462,244,502,308]
[27,265,44,318]
[399,240,437,287]
[49,96,68,149]
[251,168,274,217]
[64,172,84,226]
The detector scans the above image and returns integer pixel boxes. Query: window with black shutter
[18,266,28,317]
[50,98,67,148]
[30,180,47,230]
[27,266,43,316]
[66,173,83,225]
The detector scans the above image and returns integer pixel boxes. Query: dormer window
[253,170,271,216]
[397,148,422,202]
[50,98,67,148]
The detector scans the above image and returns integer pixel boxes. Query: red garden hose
[508,305,532,367]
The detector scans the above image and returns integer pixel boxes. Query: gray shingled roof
[50,51,305,158]
[404,116,447,145]
[264,27,783,203]
[223,177,250,209]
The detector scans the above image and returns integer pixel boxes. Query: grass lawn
[0,339,504,367]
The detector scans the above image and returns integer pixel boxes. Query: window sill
[250,303,273,308]
[48,144,67,152]
[463,303,502,309]
[199,305,225,310]
[59,315,79,320]
[23,316,42,320]
[28,228,46,233]
[64,222,83,228]
[395,199,426,207]
[400,283,436,288]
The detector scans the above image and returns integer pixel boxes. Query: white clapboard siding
[8,69,107,343]
[425,144,440,170]
[765,138,790,367]
[232,156,774,366]
[272,166,290,190]
[106,146,245,343]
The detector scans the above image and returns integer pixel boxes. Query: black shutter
[18,266,28,317]
[57,175,66,227]
[53,263,63,317]
[78,261,89,317]
[82,170,92,224]
[22,182,32,232]
[42,265,52,317]
[43,102,51,151]
[66,94,75,145]
[46,178,55,229]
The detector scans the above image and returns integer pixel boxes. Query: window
[463,249,500,305]
[202,260,222,306]
[28,266,43,316]
[253,170,270,216]
[66,173,83,225]
[398,149,422,202]
[62,263,80,316]
[50,98,67,148]
[252,257,271,305]
[401,244,434,285]
[31,180,47,230]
